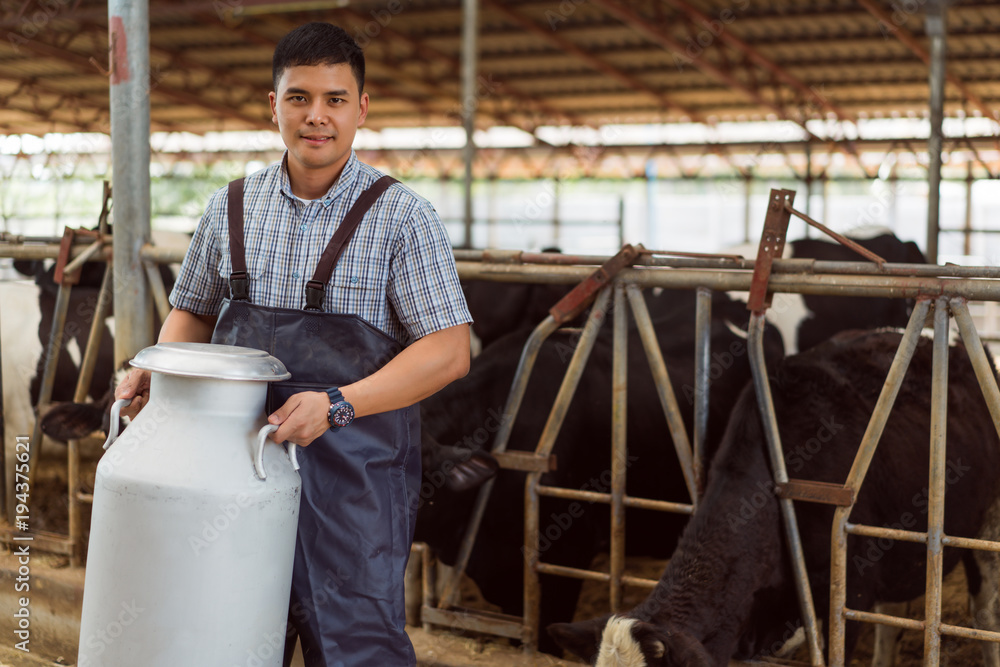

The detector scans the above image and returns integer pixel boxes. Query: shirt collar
[276,150,359,208]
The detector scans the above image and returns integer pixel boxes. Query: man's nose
[306,100,329,125]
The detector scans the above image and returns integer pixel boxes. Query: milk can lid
[130,342,292,381]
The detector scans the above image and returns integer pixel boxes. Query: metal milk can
[77,342,300,667]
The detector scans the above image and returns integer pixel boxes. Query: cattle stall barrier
[6,212,1000,663]
[422,226,1000,661]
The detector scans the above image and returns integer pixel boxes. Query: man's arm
[267,323,470,446]
[115,308,219,418]
[158,307,218,343]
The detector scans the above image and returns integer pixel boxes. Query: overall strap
[304,175,399,311]
[226,177,250,301]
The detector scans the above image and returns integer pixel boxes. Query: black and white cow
[415,288,785,655]
[547,329,1000,666]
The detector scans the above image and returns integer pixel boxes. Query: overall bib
[212,176,421,666]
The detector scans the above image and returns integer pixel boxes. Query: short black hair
[272,22,365,94]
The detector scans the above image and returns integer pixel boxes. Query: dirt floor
[10,443,998,666]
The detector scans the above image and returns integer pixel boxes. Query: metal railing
[5,192,1000,663]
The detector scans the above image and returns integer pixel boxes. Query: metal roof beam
[590,0,815,133]
[338,7,589,130]
[658,0,857,123]
[857,0,998,122]
[6,35,271,129]
[484,0,701,122]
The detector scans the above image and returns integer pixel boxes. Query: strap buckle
[229,271,249,301]
[304,279,325,311]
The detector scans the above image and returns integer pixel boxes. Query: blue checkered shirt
[170,151,471,345]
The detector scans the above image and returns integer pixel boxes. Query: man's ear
[357,91,369,127]
[546,615,611,662]
[269,91,278,125]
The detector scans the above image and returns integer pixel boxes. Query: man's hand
[115,368,151,419]
[268,391,331,447]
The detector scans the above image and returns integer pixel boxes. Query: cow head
[548,616,713,666]
[420,432,500,494]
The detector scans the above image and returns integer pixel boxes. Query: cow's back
[773,329,1000,604]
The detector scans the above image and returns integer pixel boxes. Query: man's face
[269,63,368,187]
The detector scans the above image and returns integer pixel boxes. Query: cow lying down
[548,329,1000,666]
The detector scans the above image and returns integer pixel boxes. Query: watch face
[331,402,355,427]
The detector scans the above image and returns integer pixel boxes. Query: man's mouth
[301,135,333,145]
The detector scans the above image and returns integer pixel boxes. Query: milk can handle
[254,424,300,480]
[103,398,132,450]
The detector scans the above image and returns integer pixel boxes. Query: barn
[1,2,1000,666]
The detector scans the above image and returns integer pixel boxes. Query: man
[116,22,471,666]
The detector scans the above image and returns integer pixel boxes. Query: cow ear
[41,402,105,442]
[444,451,499,493]
[546,616,610,661]
[634,624,712,667]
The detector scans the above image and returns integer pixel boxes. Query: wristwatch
[326,388,355,431]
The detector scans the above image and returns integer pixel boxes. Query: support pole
[109,0,153,367]
[923,297,950,665]
[964,162,974,256]
[460,0,479,249]
[743,172,753,243]
[552,177,561,249]
[804,143,813,236]
[926,0,947,264]
[609,283,627,612]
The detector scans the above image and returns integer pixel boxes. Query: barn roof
[1,0,997,135]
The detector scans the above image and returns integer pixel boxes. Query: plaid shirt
[170,151,471,345]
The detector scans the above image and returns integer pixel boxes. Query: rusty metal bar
[536,562,659,589]
[405,542,423,627]
[140,243,186,265]
[784,204,888,267]
[610,283,628,612]
[437,315,561,610]
[419,542,434,633]
[843,299,932,492]
[0,528,73,555]
[143,259,170,322]
[748,311,824,667]
[458,262,1000,301]
[453,248,1000,280]
[847,522,1000,553]
[748,190,794,311]
[692,286,711,497]
[27,280,74,490]
[548,244,640,324]
[524,287,612,650]
[951,298,1000,443]
[844,608,924,631]
[61,239,104,277]
[939,622,1000,643]
[777,479,854,506]
[923,296,950,665]
[0,242,113,262]
[493,451,556,473]
[67,260,114,566]
[829,298,930,666]
[625,284,698,503]
[536,484,694,514]
[420,606,524,641]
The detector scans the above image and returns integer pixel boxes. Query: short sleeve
[169,188,230,315]
[387,201,472,341]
